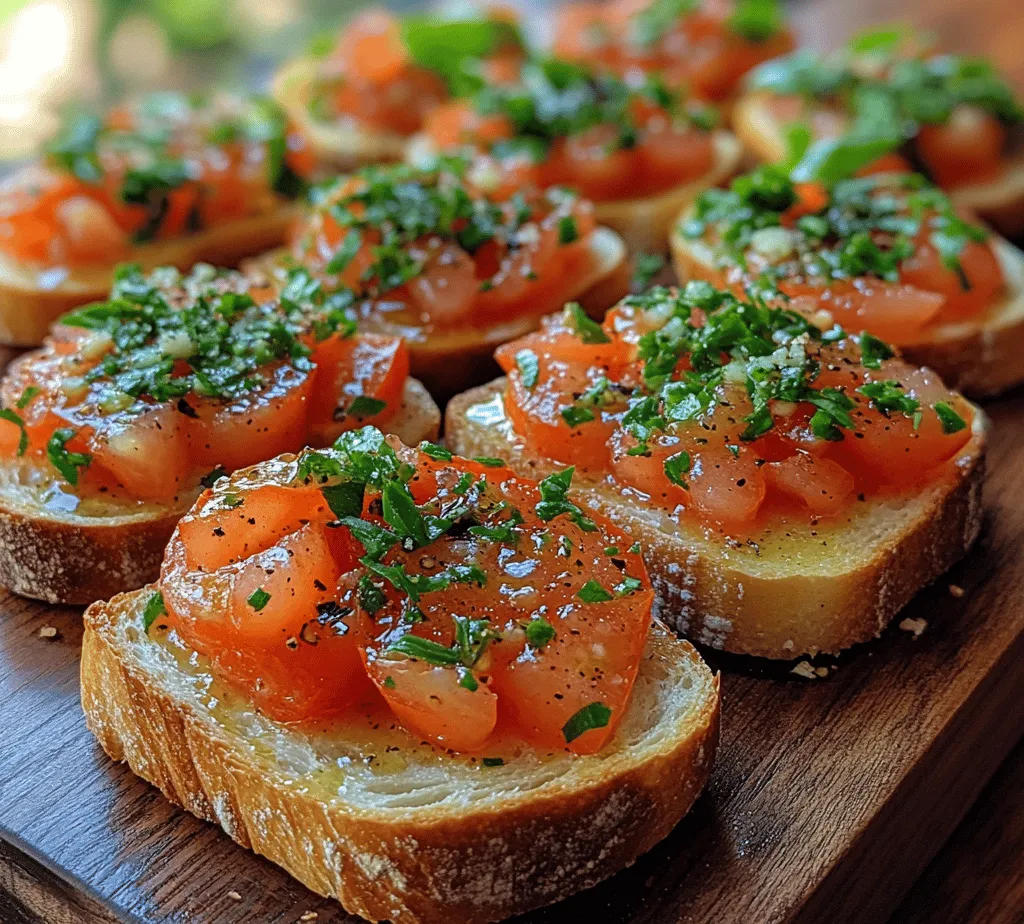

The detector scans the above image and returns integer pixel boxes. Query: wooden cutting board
[3,0,1024,920]
[1,390,1022,924]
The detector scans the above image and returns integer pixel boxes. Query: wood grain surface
[2,0,1024,922]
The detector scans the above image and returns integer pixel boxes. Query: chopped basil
[562,702,612,743]
[859,332,894,370]
[15,387,40,410]
[386,634,463,665]
[561,404,595,427]
[728,0,784,42]
[558,215,579,245]
[536,467,596,531]
[473,456,505,467]
[577,580,613,603]
[383,675,396,689]
[524,617,555,649]
[614,576,643,596]
[347,396,387,419]
[482,756,504,767]
[934,402,967,434]
[247,589,271,611]
[46,429,91,485]
[857,380,920,416]
[142,591,166,633]
[565,302,610,345]
[663,451,691,488]
[420,442,453,461]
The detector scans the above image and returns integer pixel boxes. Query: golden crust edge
[445,378,986,659]
[80,593,720,924]
[0,379,438,605]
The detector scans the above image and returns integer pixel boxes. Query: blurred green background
[0,0,431,162]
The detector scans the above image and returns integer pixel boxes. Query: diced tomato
[365,653,499,751]
[336,9,410,85]
[307,333,409,443]
[191,364,314,475]
[898,237,1004,323]
[764,453,855,516]
[916,106,1007,188]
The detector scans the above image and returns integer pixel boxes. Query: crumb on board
[900,617,928,638]
[948,584,965,598]
[38,626,58,639]
[790,661,818,679]
[814,666,830,678]
[227,891,242,902]
[300,913,319,922]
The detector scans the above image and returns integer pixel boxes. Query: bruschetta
[552,0,795,103]
[0,265,439,605]
[408,58,743,254]
[273,6,524,171]
[80,432,720,923]
[446,286,985,660]
[733,29,1024,235]
[0,92,314,346]
[671,167,1024,397]
[248,158,630,398]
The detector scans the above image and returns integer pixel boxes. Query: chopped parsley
[524,616,555,649]
[934,401,967,434]
[686,169,989,287]
[46,429,91,485]
[577,579,613,603]
[535,467,596,531]
[566,302,609,345]
[247,589,271,611]
[562,702,612,743]
[306,161,580,300]
[465,58,712,164]
[142,591,166,633]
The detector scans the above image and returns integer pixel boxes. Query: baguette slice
[407,131,743,255]
[0,205,297,348]
[247,226,630,401]
[81,590,720,924]
[273,57,408,171]
[0,379,439,605]
[445,379,986,660]
[731,90,1024,237]
[671,216,1024,399]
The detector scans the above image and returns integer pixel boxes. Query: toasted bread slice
[81,590,720,924]
[407,132,743,256]
[247,226,630,401]
[0,379,439,605]
[0,207,296,347]
[445,380,986,660]
[671,218,1024,399]
[731,90,1024,237]
[273,58,408,171]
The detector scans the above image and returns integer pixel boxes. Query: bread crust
[273,58,409,171]
[0,208,297,347]
[81,592,720,924]
[246,227,630,401]
[0,379,439,605]
[445,379,986,659]
[671,218,1024,398]
[731,90,1024,237]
